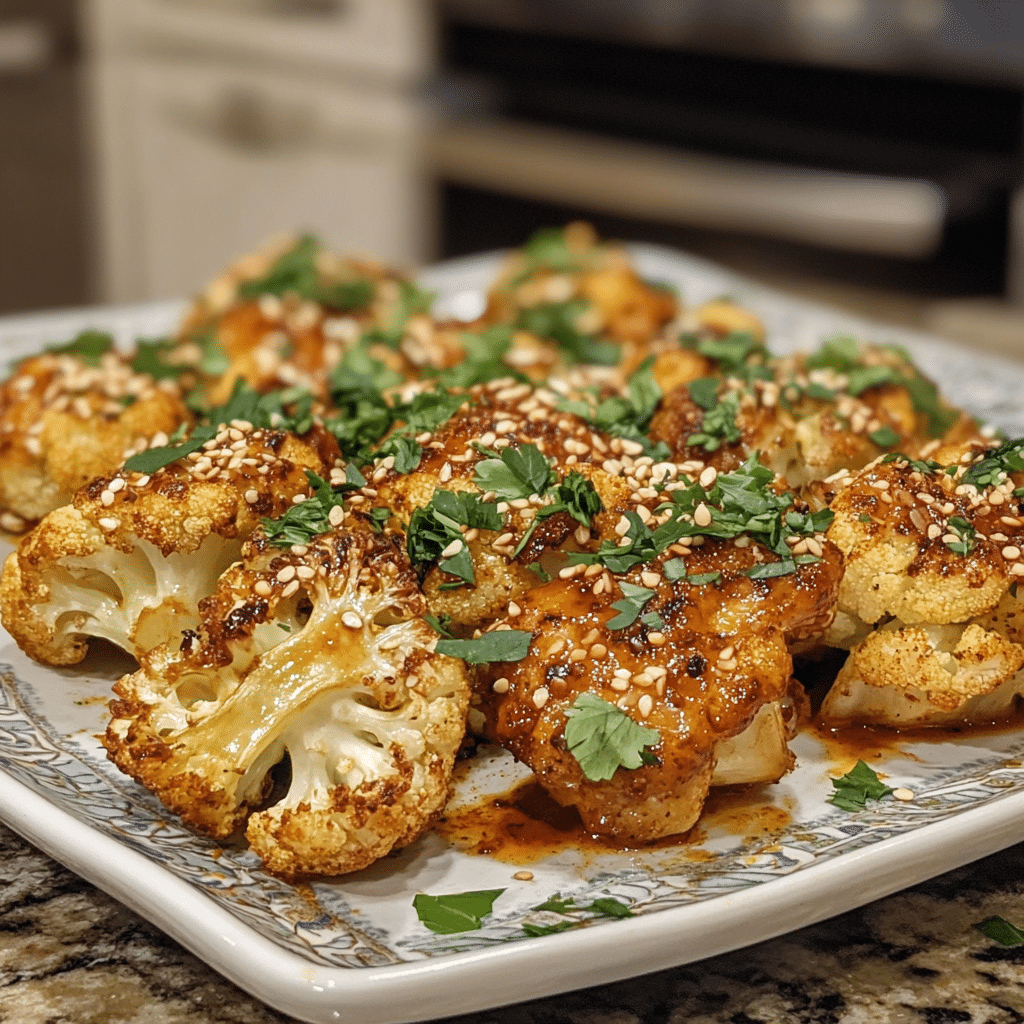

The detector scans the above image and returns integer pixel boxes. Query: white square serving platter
[1,245,1024,1024]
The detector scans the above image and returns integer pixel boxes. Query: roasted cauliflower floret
[824,446,1024,638]
[0,336,189,531]
[104,523,469,879]
[471,456,843,842]
[1,421,337,666]
[820,620,1024,727]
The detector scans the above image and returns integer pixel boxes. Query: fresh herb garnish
[516,300,619,366]
[680,330,768,375]
[686,388,742,452]
[606,582,658,630]
[975,916,1024,946]
[261,471,345,547]
[827,760,893,811]
[473,443,556,500]
[131,337,187,381]
[868,425,900,448]
[407,490,502,584]
[413,889,505,935]
[522,894,633,936]
[362,279,435,348]
[944,516,977,556]
[509,226,583,286]
[434,630,533,665]
[47,330,114,367]
[237,235,374,311]
[963,439,1024,490]
[563,693,660,782]
[431,325,527,389]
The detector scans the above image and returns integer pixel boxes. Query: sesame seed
[135,475,151,488]
[698,466,717,488]
[640,571,660,588]
[277,566,296,583]
[533,687,549,709]
[244,490,259,504]
[927,524,942,540]
[254,580,272,597]
[508,601,521,616]
[100,490,115,507]
[648,632,666,646]
[590,643,607,659]
[513,870,534,881]
[637,694,653,718]
[98,517,120,531]
[439,462,453,483]
[569,648,587,662]
[296,565,316,580]
[492,677,510,694]
[1012,563,1024,577]
[1003,546,1021,560]
[547,639,565,656]
[342,611,363,629]
[440,539,464,559]
[282,580,300,598]
[108,477,125,494]
[694,503,712,528]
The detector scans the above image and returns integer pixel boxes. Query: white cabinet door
[91,58,426,303]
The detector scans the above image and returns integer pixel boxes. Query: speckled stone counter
[1,823,1022,1024]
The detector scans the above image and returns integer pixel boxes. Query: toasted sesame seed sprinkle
[277,566,296,583]
[282,580,300,598]
[254,580,272,597]
[569,648,587,662]
[493,677,510,694]
[694,503,712,528]
[1003,546,1021,560]
[296,565,316,580]
[637,694,653,718]
[648,632,666,646]
[1012,563,1024,577]
[892,787,914,801]
[342,611,363,629]
[98,517,119,531]
[533,687,549,709]
[440,539,464,559]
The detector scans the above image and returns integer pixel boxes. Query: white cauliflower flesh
[0,423,335,666]
[819,621,1024,727]
[104,523,469,879]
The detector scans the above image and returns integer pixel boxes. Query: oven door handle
[428,117,946,259]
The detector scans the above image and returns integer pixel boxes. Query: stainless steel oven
[430,0,1024,304]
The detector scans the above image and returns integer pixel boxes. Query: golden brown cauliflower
[1,420,338,666]
[468,455,843,842]
[819,441,1024,727]
[0,336,189,531]
[104,522,469,880]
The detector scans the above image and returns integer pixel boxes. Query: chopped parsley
[261,471,345,547]
[516,300,619,366]
[362,279,435,348]
[508,226,584,286]
[944,516,977,556]
[963,438,1024,490]
[237,235,374,311]
[47,330,114,367]
[473,443,555,500]
[413,889,505,935]
[407,490,502,585]
[568,454,832,578]
[975,916,1024,946]
[430,325,527,389]
[680,330,768,375]
[686,386,742,451]
[827,760,893,811]
[131,337,187,381]
[868,425,900,448]
[523,894,633,936]
[123,379,315,474]
[606,582,658,630]
[564,693,660,782]
[433,630,533,665]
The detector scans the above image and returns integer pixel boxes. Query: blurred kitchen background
[1,0,1023,354]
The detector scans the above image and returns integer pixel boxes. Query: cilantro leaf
[944,515,977,556]
[434,630,533,665]
[606,582,658,630]
[827,760,893,811]
[563,693,660,782]
[473,444,555,500]
[963,439,1024,490]
[413,889,505,935]
[261,471,345,547]
[407,490,502,584]
[516,300,619,366]
[975,916,1024,946]
[47,330,114,366]
[131,337,187,381]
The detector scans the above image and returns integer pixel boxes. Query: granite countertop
[1,823,1021,1024]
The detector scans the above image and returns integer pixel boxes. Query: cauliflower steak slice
[104,524,469,879]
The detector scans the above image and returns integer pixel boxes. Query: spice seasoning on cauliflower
[104,521,469,879]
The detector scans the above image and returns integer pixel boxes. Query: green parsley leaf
[473,444,555,500]
[963,439,1024,490]
[516,300,619,366]
[190,328,230,377]
[510,226,583,285]
[827,760,893,811]
[413,889,505,935]
[131,337,187,381]
[606,582,658,630]
[431,324,528,389]
[685,330,767,374]
[868,425,900,448]
[47,330,114,367]
[407,490,502,584]
[363,279,435,348]
[687,389,742,451]
[424,613,457,640]
[434,631,533,665]
[858,513,873,523]
[903,374,959,438]
[975,916,1024,946]
[688,377,720,411]
[376,433,422,474]
[944,515,977,556]
[563,693,660,782]
[261,471,345,547]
